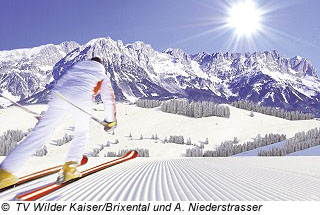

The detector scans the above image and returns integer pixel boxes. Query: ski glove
[102,120,117,133]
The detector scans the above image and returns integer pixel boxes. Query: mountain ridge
[0,41,80,106]
[1,37,320,115]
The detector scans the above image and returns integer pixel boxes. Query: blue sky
[1,0,320,71]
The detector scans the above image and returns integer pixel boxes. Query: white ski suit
[0,60,116,173]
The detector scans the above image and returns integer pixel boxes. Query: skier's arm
[100,76,116,123]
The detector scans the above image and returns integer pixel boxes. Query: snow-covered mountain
[4,37,320,115]
[0,41,79,106]
[191,51,320,114]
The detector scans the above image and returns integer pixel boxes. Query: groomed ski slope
[0,156,320,201]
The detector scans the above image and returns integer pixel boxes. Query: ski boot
[0,168,18,189]
[56,161,82,185]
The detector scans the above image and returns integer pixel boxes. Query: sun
[227,0,262,37]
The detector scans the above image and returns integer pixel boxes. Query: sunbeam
[171,0,302,53]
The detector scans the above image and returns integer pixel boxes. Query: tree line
[136,98,231,118]
[231,100,315,120]
[135,99,162,108]
[161,99,230,118]
[258,127,320,156]
[186,133,286,157]
[106,148,149,157]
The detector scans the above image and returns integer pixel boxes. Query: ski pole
[0,93,41,118]
[53,91,105,126]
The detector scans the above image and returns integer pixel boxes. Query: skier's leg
[65,108,91,163]
[0,102,68,173]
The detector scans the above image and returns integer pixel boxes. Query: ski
[0,155,88,193]
[15,150,138,201]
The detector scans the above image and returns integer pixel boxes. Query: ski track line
[4,158,320,201]
[176,159,224,200]
[88,161,142,201]
[234,167,317,200]
[225,159,320,195]
[213,159,320,200]
[165,159,189,201]
[124,159,155,201]
[94,161,144,201]
[172,159,210,201]
[181,158,246,201]
[198,159,304,200]
[173,160,226,201]
[86,160,143,201]
[194,159,288,201]
[78,162,140,201]
[179,159,234,201]
[163,160,181,201]
[161,160,172,201]
[155,160,163,200]
[176,159,219,201]
[185,159,279,201]
[103,160,154,201]
[118,160,158,201]
[147,160,161,201]
[198,159,317,200]
[225,159,320,180]
[179,158,253,201]
[125,159,157,201]
[178,159,252,201]
[42,160,143,201]
[136,160,161,201]
[92,161,143,201]
[169,159,199,200]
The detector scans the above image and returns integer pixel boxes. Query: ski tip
[80,155,88,166]
[125,150,139,159]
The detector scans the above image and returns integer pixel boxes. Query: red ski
[0,155,88,193]
[16,150,138,201]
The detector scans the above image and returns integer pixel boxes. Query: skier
[0,57,117,189]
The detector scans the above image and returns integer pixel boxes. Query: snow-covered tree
[161,99,231,118]
[259,127,320,156]
[136,99,162,108]
[0,129,29,156]
[231,100,314,120]
[199,133,286,157]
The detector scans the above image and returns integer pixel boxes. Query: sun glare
[173,0,290,52]
[227,0,262,37]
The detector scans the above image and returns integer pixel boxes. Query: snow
[1,156,320,200]
[288,145,320,156]
[1,103,320,200]
[1,103,320,159]
[233,140,286,156]
[281,92,288,103]
[260,67,320,98]
[292,90,304,101]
